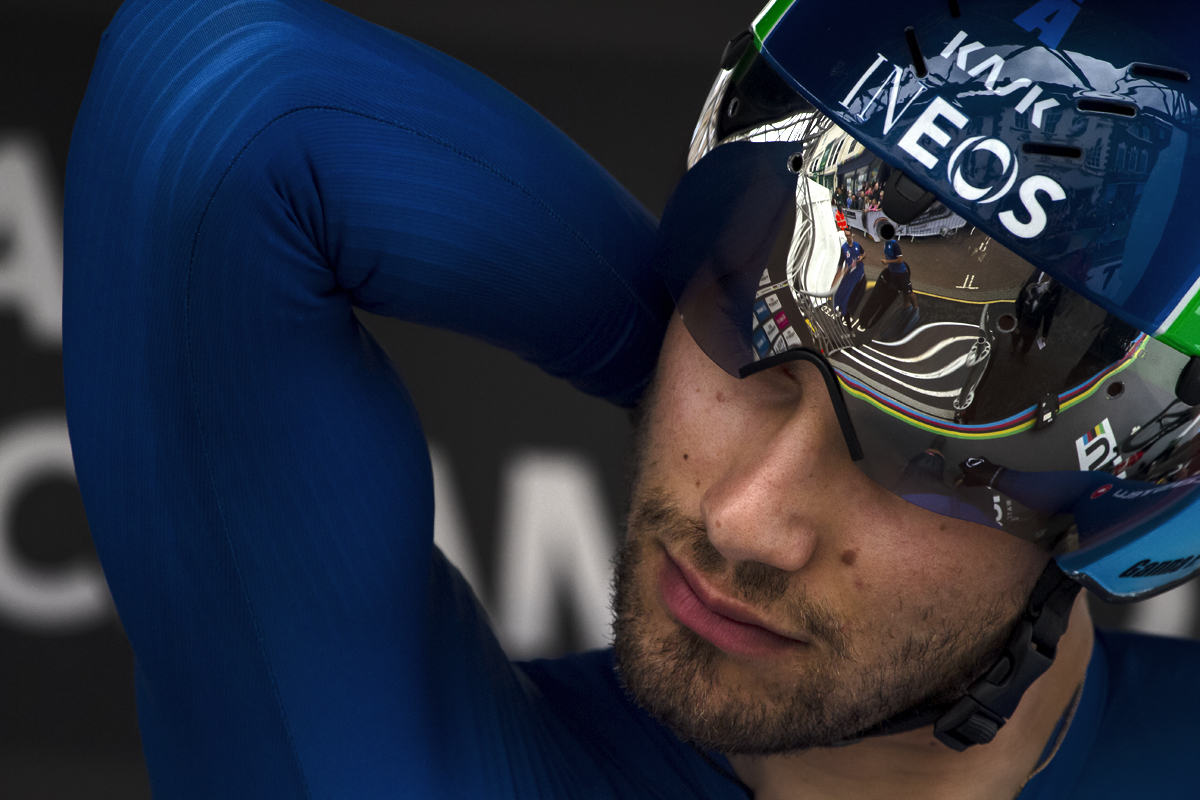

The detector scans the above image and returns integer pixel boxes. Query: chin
[610,494,1027,754]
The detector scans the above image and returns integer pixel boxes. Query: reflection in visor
[662,59,1200,601]
[670,119,1144,429]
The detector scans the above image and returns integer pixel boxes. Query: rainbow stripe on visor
[659,44,1200,602]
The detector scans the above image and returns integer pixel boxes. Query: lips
[657,551,809,658]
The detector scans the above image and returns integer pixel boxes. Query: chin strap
[837,561,1082,752]
[933,562,1081,751]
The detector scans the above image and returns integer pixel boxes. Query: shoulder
[1094,628,1200,722]
[1070,629,1200,796]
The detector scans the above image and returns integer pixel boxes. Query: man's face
[612,318,1049,754]
[843,230,854,246]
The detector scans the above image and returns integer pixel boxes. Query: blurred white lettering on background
[494,452,616,657]
[432,446,617,658]
[430,445,485,592]
[0,134,63,346]
[1127,578,1200,639]
[0,132,113,632]
[0,416,113,631]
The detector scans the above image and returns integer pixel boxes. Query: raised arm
[63,0,669,796]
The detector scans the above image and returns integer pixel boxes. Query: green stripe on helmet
[752,0,797,47]
[1159,291,1200,357]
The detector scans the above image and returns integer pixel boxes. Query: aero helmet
[659,0,1200,749]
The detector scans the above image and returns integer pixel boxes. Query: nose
[699,370,851,573]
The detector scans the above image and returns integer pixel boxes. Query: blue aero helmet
[658,0,1200,750]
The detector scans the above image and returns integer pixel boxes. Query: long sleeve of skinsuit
[63,0,754,798]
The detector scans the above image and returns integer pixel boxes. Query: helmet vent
[948,0,962,18]
[904,27,928,78]
[1076,99,1137,117]
[1021,142,1083,159]
[1130,63,1190,83]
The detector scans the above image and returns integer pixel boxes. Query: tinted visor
[661,49,1200,601]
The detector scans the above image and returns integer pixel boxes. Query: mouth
[657,548,811,659]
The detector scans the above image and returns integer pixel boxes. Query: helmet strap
[932,561,1081,750]
[834,561,1081,752]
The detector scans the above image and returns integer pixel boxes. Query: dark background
[0,1,1196,797]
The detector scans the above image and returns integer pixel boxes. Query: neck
[727,594,1094,800]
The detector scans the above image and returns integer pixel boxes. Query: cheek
[838,484,1048,612]
[639,325,752,495]
[639,319,1048,619]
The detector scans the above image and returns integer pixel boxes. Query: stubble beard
[610,489,1031,755]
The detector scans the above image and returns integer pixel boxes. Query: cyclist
[65,0,1200,797]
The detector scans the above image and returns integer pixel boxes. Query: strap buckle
[933,565,1080,751]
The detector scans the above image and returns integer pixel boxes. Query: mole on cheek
[841,549,857,567]
[682,453,688,460]
[715,391,725,403]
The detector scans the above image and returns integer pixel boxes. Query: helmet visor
[660,48,1200,602]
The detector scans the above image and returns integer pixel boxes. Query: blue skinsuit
[63,0,1200,797]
